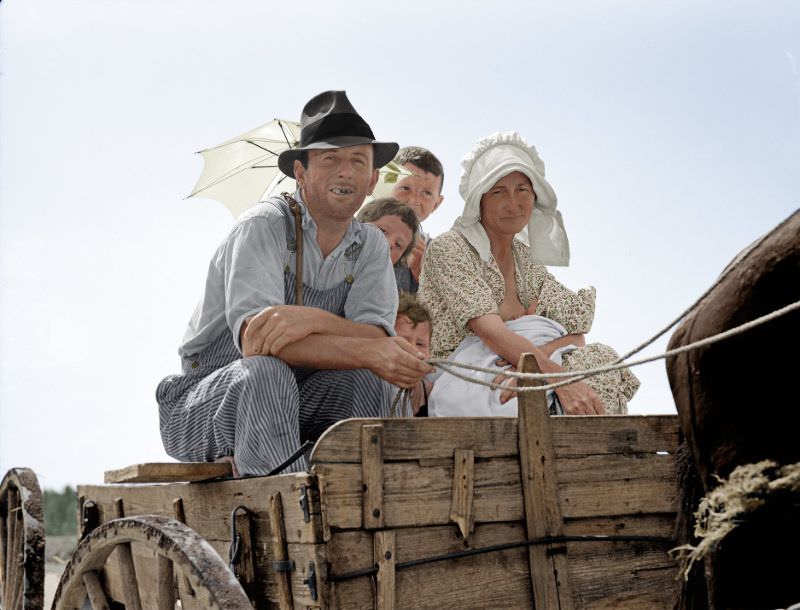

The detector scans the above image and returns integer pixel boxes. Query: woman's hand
[554,380,605,415]
[493,358,519,404]
[492,357,605,413]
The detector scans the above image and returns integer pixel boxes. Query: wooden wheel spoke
[81,571,109,610]
[52,515,251,610]
[0,468,44,610]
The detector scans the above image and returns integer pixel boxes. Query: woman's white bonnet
[455,131,570,266]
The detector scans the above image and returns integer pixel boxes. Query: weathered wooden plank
[361,424,385,529]
[555,452,677,484]
[312,418,521,462]
[310,416,679,464]
[231,508,259,606]
[449,449,475,539]
[568,540,678,610]
[287,548,327,609]
[325,520,676,610]
[171,497,195,605]
[315,458,523,530]
[327,523,533,609]
[550,415,680,456]
[562,514,676,539]
[268,493,293,610]
[316,451,677,530]
[517,353,573,610]
[104,462,232,483]
[374,531,396,610]
[78,473,318,544]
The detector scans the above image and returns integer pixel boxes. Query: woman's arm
[538,333,586,358]
[468,314,604,415]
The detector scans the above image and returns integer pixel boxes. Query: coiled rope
[670,460,800,579]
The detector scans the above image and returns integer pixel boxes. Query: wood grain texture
[449,449,475,539]
[104,462,233,483]
[517,353,573,610]
[361,424,385,529]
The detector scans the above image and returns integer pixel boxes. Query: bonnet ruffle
[452,131,570,266]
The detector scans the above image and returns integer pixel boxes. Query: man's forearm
[272,333,374,369]
[307,308,388,339]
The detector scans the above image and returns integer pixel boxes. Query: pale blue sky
[1,0,798,490]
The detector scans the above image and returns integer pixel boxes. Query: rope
[603,223,775,364]
[670,460,800,580]
[389,388,411,418]
[437,222,781,394]
[428,299,800,393]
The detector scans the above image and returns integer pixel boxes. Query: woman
[418,132,638,416]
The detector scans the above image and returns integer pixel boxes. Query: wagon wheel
[51,515,251,610]
[0,468,45,610]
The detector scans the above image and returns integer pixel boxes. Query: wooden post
[268,493,294,610]
[449,449,475,539]
[172,498,195,603]
[231,508,259,608]
[361,424,385,529]
[112,499,143,610]
[374,530,396,610]
[517,353,574,610]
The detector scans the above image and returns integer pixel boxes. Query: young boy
[356,198,420,292]
[394,292,433,416]
[356,198,418,265]
[390,146,445,292]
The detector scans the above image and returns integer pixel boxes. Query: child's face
[394,315,431,359]
[392,162,443,222]
[370,215,414,265]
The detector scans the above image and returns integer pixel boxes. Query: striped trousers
[158,272,394,476]
[159,356,392,475]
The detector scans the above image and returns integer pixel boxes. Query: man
[390,146,445,292]
[157,91,432,476]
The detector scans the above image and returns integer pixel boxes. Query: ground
[44,535,75,607]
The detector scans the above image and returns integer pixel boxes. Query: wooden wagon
[1,357,681,610]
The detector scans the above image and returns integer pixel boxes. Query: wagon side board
[76,413,680,610]
[310,415,681,610]
[78,473,328,609]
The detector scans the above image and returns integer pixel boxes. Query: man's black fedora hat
[278,90,399,178]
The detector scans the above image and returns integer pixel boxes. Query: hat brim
[278,137,399,178]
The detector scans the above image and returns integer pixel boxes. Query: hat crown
[298,90,375,147]
[301,90,358,125]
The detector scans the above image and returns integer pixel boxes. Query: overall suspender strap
[282,192,304,306]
